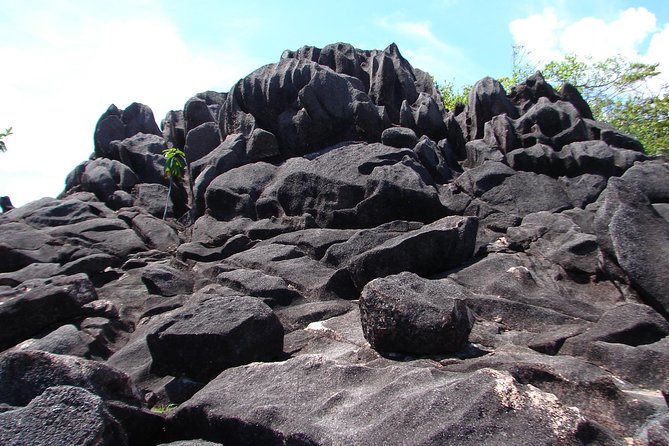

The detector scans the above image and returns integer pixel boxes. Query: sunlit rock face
[1,42,667,446]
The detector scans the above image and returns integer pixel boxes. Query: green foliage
[0,127,13,153]
[162,147,186,180]
[150,403,178,414]
[438,80,471,111]
[607,93,669,156]
[437,47,669,156]
[539,54,668,155]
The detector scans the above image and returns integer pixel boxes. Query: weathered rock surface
[1,42,667,445]
[0,386,128,446]
[170,354,601,445]
[359,272,475,354]
[146,294,284,381]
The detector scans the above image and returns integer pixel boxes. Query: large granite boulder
[595,177,669,316]
[146,294,284,381]
[359,272,475,354]
[0,386,128,446]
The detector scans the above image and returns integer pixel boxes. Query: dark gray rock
[483,113,519,155]
[65,158,138,201]
[58,252,116,276]
[190,133,245,180]
[441,344,659,440]
[8,197,105,228]
[559,173,608,208]
[594,177,669,316]
[176,234,256,263]
[0,386,128,446]
[480,171,572,217]
[220,57,383,157]
[365,43,420,123]
[146,294,284,381]
[561,302,669,349]
[506,143,558,176]
[558,140,616,176]
[157,441,222,446]
[134,183,174,218]
[450,252,624,328]
[205,162,278,221]
[322,221,423,267]
[260,227,357,261]
[131,214,181,252]
[0,274,98,351]
[94,104,125,158]
[107,190,135,210]
[455,161,516,197]
[360,272,475,354]
[184,97,216,135]
[47,216,148,261]
[559,82,593,120]
[114,133,168,185]
[347,216,477,289]
[257,142,447,228]
[0,349,140,406]
[0,263,61,287]
[0,222,67,272]
[621,160,669,202]
[162,109,186,150]
[184,122,221,164]
[401,93,448,141]
[170,354,598,445]
[464,139,505,167]
[468,76,518,140]
[13,324,94,357]
[276,301,354,333]
[508,72,560,115]
[506,211,601,275]
[141,263,194,297]
[413,136,452,183]
[223,243,357,300]
[122,102,162,140]
[246,128,280,161]
[215,268,301,307]
[381,126,418,148]
[515,100,588,150]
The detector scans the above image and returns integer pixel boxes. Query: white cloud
[0,2,261,207]
[559,7,656,60]
[508,6,668,90]
[508,7,565,65]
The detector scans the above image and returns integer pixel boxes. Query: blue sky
[1,0,668,206]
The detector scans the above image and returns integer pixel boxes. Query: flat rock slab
[347,216,477,289]
[170,354,597,445]
[0,274,98,351]
[146,294,284,381]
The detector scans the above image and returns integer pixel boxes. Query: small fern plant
[162,146,186,220]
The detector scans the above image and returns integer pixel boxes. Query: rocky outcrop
[1,42,668,445]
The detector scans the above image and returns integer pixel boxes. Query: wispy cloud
[373,16,478,85]
[0,2,261,206]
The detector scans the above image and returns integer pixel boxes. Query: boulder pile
[1,42,668,445]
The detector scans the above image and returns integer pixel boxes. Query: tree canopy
[439,49,668,156]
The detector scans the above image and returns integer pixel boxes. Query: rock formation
[1,42,668,445]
